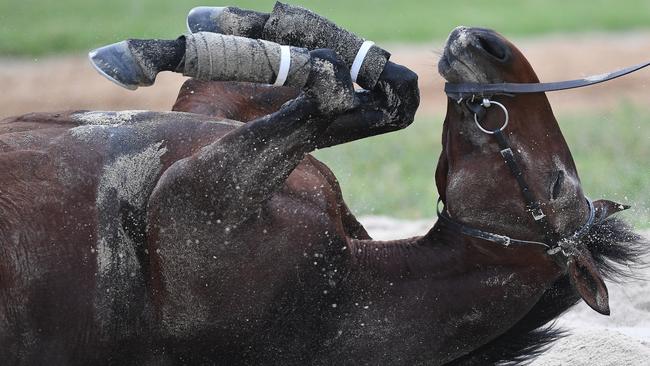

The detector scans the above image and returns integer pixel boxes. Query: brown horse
[0,16,645,366]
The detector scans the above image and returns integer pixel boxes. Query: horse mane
[447,216,648,366]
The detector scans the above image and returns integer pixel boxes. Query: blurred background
[0,0,648,227]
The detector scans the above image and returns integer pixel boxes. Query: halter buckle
[547,246,563,256]
[530,207,546,221]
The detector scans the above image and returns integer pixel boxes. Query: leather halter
[437,197,595,253]
[437,60,648,255]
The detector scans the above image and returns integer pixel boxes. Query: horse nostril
[551,171,565,200]
[477,35,507,61]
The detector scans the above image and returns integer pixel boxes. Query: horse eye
[551,171,565,200]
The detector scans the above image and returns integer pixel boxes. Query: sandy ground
[360,216,650,366]
[1,31,650,120]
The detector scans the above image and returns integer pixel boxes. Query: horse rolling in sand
[0,3,645,365]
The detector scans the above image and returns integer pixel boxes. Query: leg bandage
[183,32,311,88]
[262,2,390,89]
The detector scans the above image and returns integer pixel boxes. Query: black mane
[582,217,648,281]
[447,217,648,365]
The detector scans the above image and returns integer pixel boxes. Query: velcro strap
[350,40,375,83]
[274,45,291,86]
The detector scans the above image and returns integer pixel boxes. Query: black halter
[438,60,650,255]
[436,197,595,253]
[436,99,595,255]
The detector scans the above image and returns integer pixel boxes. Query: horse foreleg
[314,61,419,148]
[148,46,357,227]
[145,50,356,347]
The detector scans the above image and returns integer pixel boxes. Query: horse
[0,6,645,365]
[170,25,648,365]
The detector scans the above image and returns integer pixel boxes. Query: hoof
[88,41,155,90]
[187,6,225,33]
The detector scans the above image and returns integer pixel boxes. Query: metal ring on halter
[473,98,509,134]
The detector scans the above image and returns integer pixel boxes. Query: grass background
[3,0,650,55]
[0,0,648,226]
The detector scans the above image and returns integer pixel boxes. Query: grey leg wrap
[214,7,269,38]
[262,2,390,89]
[183,32,311,88]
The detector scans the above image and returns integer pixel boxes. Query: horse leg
[313,61,419,148]
[91,3,419,144]
[146,39,357,226]
[186,3,391,89]
[143,46,359,356]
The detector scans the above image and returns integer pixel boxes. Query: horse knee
[305,49,357,115]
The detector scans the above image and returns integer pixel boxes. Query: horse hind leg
[145,43,358,345]
[183,3,420,148]
[185,3,390,91]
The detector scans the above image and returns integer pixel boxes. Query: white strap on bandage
[274,45,291,86]
[350,40,375,83]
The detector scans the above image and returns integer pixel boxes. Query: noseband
[437,197,595,255]
[438,60,650,256]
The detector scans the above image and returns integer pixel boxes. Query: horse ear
[593,199,630,222]
[567,248,610,315]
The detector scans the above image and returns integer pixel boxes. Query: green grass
[3,0,650,55]
[313,102,650,228]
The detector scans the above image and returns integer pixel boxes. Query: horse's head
[436,26,630,315]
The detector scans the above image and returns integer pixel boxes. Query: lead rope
[445,60,650,100]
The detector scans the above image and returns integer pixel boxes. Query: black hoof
[187,6,225,33]
[88,41,156,90]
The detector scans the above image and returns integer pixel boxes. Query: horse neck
[341,222,562,361]
[347,220,560,292]
[347,223,464,279]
